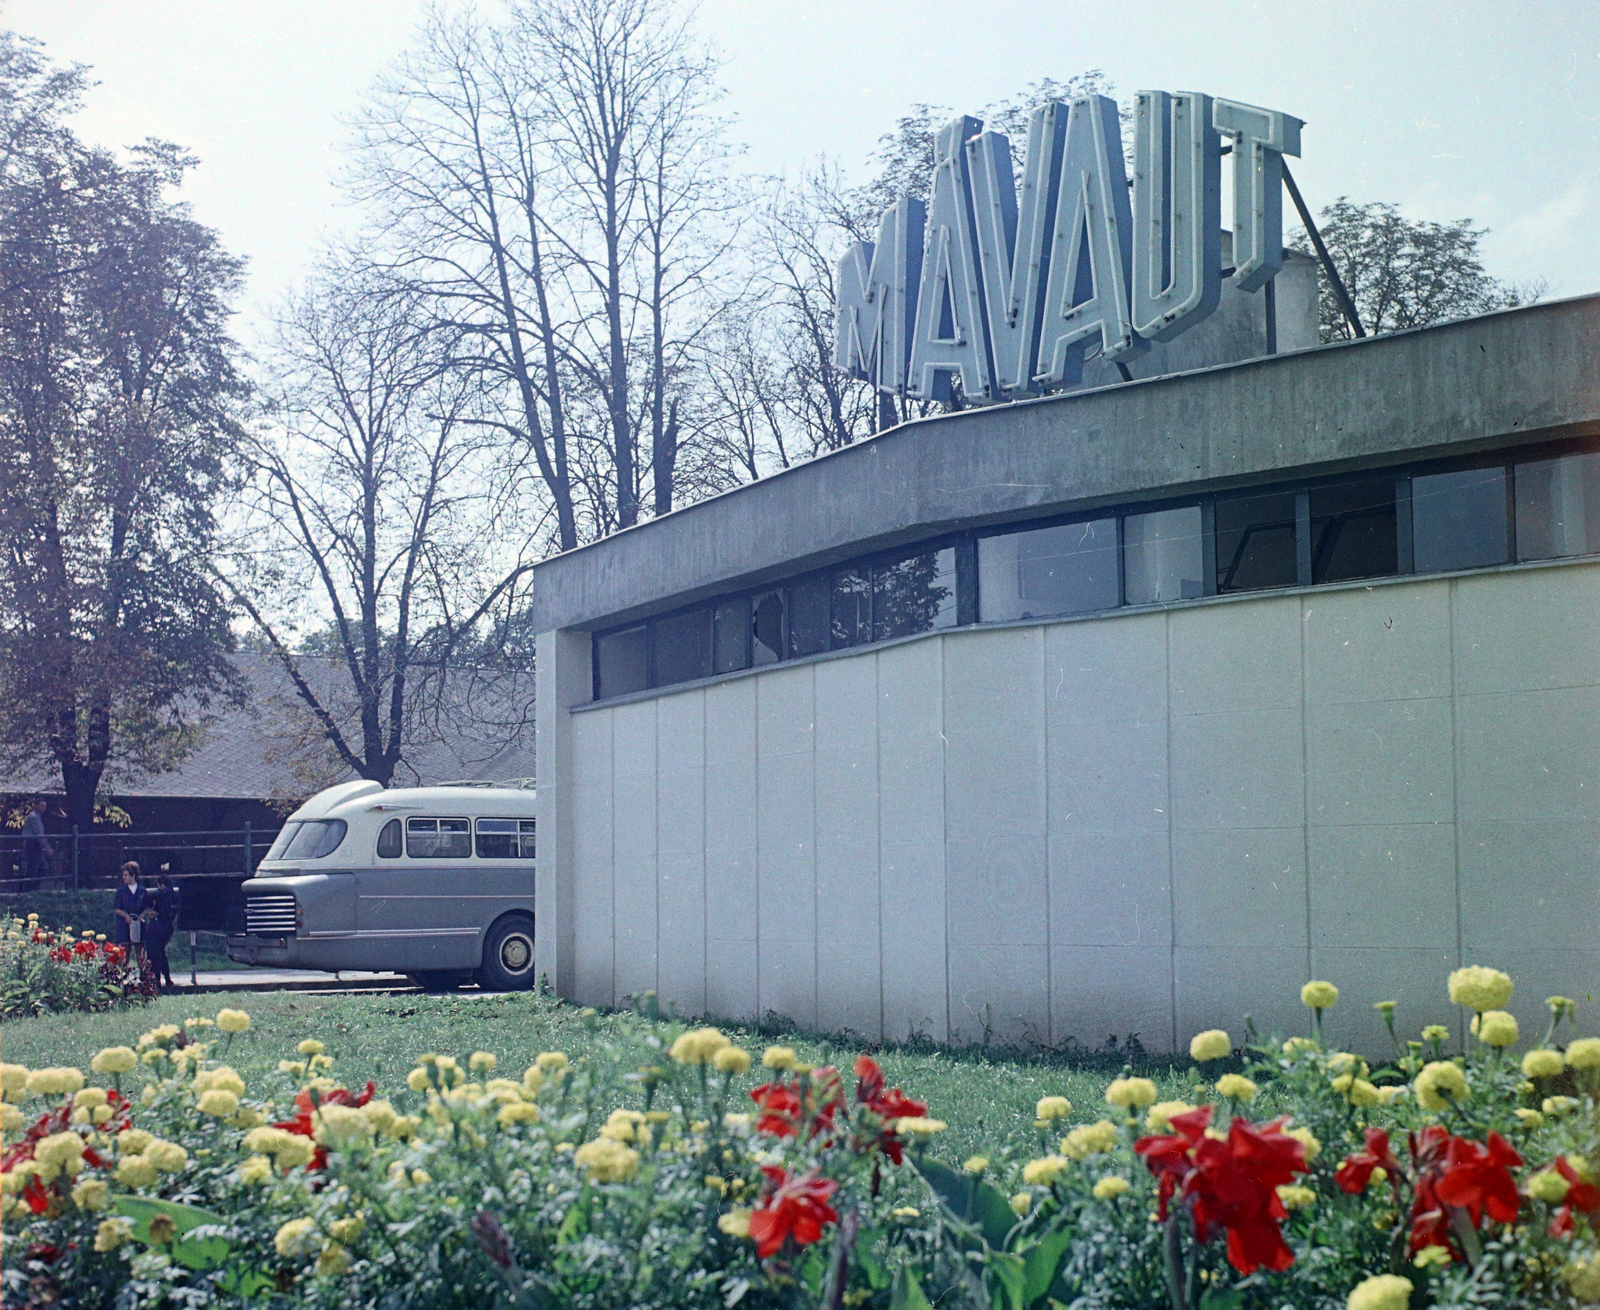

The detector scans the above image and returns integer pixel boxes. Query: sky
[14,0,1600,344]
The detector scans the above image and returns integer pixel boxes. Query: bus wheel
[475,915,536,992]
[409,971,464,993]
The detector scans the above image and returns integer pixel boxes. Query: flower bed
[0,914,153,1019]
[1,970,1598,1310]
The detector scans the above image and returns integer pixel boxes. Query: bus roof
[288,780,537,824]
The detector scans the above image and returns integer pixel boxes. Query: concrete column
[536,628,592,999]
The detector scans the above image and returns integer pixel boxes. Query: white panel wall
[565,562,1600,1052]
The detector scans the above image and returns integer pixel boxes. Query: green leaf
[889,1266,935,1310]
[557,1191,591,1242]
[1020,1226,1076,1306]
[852,1228,892,1291]
[111,1197,230,1271]
[986,1251,1027,1310]
[918,1158,1016,1249]
[796,1242,828,1295]
[1198,1289,1244,1310]
[218,1267,276,1298]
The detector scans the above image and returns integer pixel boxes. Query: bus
[226,779,537,991]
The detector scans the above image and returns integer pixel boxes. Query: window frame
[404,816,473,860]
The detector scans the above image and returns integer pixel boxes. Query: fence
[0,827,280,893]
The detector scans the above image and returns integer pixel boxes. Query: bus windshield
[264,820,348,861]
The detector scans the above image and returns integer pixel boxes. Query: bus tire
[409,971,465,993]
[475,914,536,992]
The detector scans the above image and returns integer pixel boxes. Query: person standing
[112,861,147,959]
[146,873,181,991]
[20,799,54,882]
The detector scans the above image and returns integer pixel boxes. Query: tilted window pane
[752,590,787,664]
[1516,451,1600,561]
[1123,507,1203,604]
[1413,467,1507,572]
[1215,491,1297,593]
[595,625,648,699]
[978,519,1118,621]
[654,607,712,686]
[873,547,957,641]
[830,568,871,648]
[713,596,751,673]
[1310,478,1397,583]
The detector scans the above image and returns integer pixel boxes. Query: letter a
[834,198,926,394]
[1131,91,1221,342]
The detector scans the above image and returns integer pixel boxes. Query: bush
[1,970,1598,1309]
[0,915,153,1020]
[0,890,115,937]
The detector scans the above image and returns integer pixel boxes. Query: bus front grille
[245,894,297,935]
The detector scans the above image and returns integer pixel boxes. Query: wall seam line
[1041,627,1053,1048]
[1448,578,1465,1044]
[1300,598,1314,1009]
[1164,611,1179,1055]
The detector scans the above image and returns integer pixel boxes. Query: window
[788,577,829,657]
[281,820,347,860]
[752,591,787,664]
[406,818,471,859]
[1413,467,1507,572]
[376,819,402,859]
[1215,490,1298,593]
[1517,451,1600,561]
[264,823,302,862]
[595,625,648,699]
[475,818,536,859]
[874,547,957,640]
[654,607,711,685]
[1124,506,1203,604]
[713,597,750,673]
[980,520,1118,621]
[830,567,871,647]
[1309,477,1398,583]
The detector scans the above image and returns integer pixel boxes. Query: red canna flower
[750,1072,842,1141]
[1135,1105,1212,1220]
[1336,1127,1402,1195]
[747,1165,839,1259]
[750,1082,802,1138]
[272,1083,376,1171]
[853,1055,927,1165]
[1434,1131,1522,1229]
[1548,1155,1600,1239]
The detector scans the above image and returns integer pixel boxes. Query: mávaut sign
[834,92,1303,403]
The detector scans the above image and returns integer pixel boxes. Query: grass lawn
[0,990,1210,1163]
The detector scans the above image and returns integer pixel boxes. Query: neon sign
[835,92,1302,403]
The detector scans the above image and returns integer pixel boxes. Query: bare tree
[224,260,535,786]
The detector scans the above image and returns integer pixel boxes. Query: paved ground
[166,970,515,997]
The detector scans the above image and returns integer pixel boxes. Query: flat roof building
[531,290,1600,1055]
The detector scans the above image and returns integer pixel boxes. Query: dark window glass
[653,607,711,686]
[406,817,471,859]
[713,597,751,673]
[753,590,787,664]
[520,819,537,859]
[831,567,871,647]
[788,577,829,656]
[476,818,536,859]
[284,819,347,860]
[1215,490,1298,593]
[978,520,1117,621]
[376,819,402,859]
[1413,467,1507,572]
[595,625,648,699]
[1516,451,1600,561]
[1124,506,1204,603]
[1310,477,1398,583]
[873,547,957,640]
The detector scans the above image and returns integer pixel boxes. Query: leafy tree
[0,32,246,831]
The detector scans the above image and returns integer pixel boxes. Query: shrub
[0,915,153,1019]
[1,971,1597,1309]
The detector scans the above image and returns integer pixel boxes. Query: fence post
[72,825,79,890]
[244,822,252,876]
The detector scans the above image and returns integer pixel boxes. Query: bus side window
[476,818,533,859]
[520,820,536,859]
[407,817,471,858]
[377,819,402,859]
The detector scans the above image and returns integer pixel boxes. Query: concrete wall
[561,560,1600,1055]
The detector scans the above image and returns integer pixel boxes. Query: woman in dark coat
[112,861,147,946]
[146,873,180,991]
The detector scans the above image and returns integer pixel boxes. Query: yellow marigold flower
[0,1103,22,1133]
[1414,1061,1469,1111]
[574,1136,639,1183]
[315,1242,350,1278]
[1522,1048,1565,1079]
[1189,1030,1231,1062]
[1373,1000,1397,1016]
[601,1108,647,1142]
[521,1066,545,1095]
[1300,980,1339,1010]
[712,1046,751,1076]
[115,1155,158,1188]
[0,1064,28,1099]
[1328,1052,1364,1075]
[1448,966,1512,1013]
[1543,1095,1580,1117]
[1288,1127,1322,1162]
[469,1051,497,1073]
[1346,1272,1412,1310]
[1021,1155,1069,1186]
[1035,1095,1073,1122]
[762,1046,799,1071]
[1528,1169,1570,1204]
[145,1140,188,1172]
[72,1087,108,1110]
[95,1217,135,1252]
[1215,1074,1258,1102]
[314,1105,372,1148]
[1092,1175,1130,1200]
[293,1039,322,1058]
[1276,1184,1315,1211]
[410,1168,431,1185]
[1567,1254,1600,1302]
[1421,1024,1450,1045]
[670,1027,731,1065]
[497,1100,539,1128]
[1282,1037,1317,1056]
[275,1217,320,1258]
[279,1060,307,1079]
[405,1067,432,1093]
[36,1132,85,1167]
[723,1113,751,1133]
[1105,1078,1157,1109]
[360,1100,401,1136]
[1140,1101,1187,1133]
[534,1052,569,1075]
[1009,1191,1032,1216]
[90,1048,137,1075]
[718,1208,752,1238]
[215,1009,251,1034]
[327,1215,363,1244]
[118,1127,153,1153]
[705,1175,726,1195]
[1348,1080,1380,1107]
[26,1067,85,1097]
[1514,1108,1544,1129]
[239,1155,274,1185]
[197,1089,239,1117]
[1062,1120,1119,1160]
[1470,1010,1518,1047]
[231,1106,265,1130]
[71,1179,111,1212]
[1567,1037,1600,1070]
[963,1156,989,1175]
[891,1117,943,1139]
